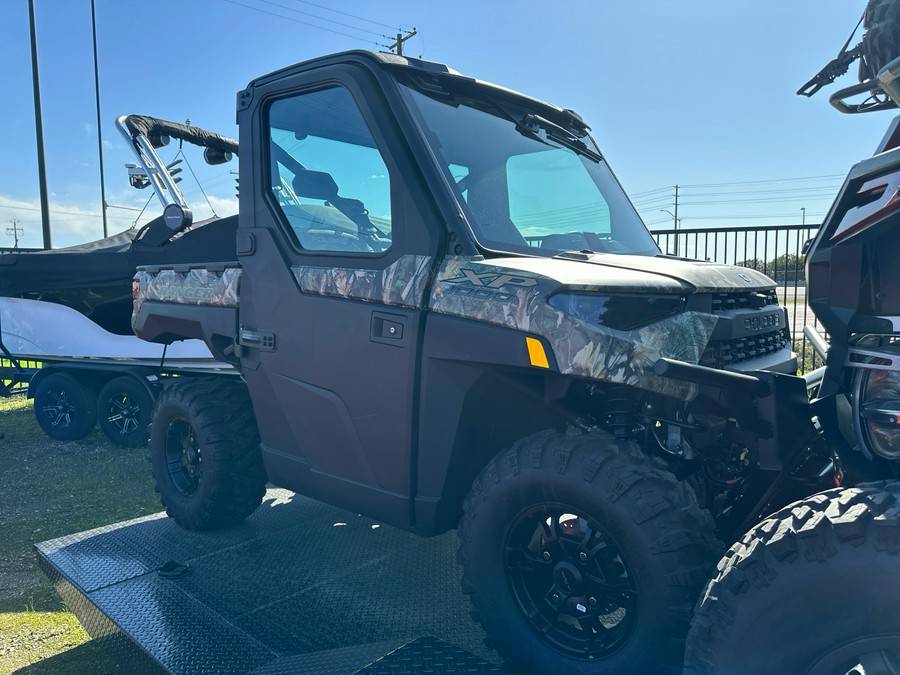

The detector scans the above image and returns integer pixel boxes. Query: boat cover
[0,214,237,335]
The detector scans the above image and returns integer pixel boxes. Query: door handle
[371,312,406,346]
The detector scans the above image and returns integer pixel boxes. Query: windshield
[398,82,660,257]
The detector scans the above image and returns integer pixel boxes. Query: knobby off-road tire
[150,378,267,530]
[686,482,900,675]
[458,429,722,674]
[97,376,155,447]
[863,0,900,80]
[33,372,97,441]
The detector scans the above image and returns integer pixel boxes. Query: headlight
[548,293,686,331]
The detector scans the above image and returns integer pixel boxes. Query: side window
[448,163,469,202]
[268,86,392,253]
[507,148,611,245]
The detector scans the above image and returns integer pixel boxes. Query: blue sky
[0,0,891,248]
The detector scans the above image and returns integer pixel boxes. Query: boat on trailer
[0,116,239,444]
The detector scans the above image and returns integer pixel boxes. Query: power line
[287,0,399,30]
[680,193,838,205]
[223,0,383,45]
[679,212,827,220]
[254,0,390,38]
[0,203,133,220]
[678,174,845,189]
[633,174,846,197]
[630,186,671,198]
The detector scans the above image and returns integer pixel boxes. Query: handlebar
[829,56,900,114]
[829,80,896,114]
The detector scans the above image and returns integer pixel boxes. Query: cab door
[237,68,439,527]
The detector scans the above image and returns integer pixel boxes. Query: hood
[485,253,776,294]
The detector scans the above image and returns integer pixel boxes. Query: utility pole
[659,209,682,256]
[801,207,806,226]
[387,28,417,56]
[91,0,109,238]
[7,220,24,249]
[672,185,680,256]
[29,0,52,249]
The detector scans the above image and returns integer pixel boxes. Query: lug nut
[589,597,597,607]
[543,551,551,561]
[551,593,561,604]
[579,552,588,563]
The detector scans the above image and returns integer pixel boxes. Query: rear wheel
[97,376,155,447]
[150,378,266,530]
[33,372,97,441]
[686,482,900,674]
[458,429,721,674]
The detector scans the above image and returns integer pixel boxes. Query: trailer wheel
[685,482,900,674]
[150,378,266,530]
[33,372,97,441]
[458,429,721,674]
[97,376,155,447]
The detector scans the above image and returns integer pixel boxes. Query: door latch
[239,328,276,351]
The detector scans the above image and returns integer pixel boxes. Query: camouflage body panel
[133,267,241,331]
[429,257,719,400]
[483,254,775,293]
[292,254,432,308]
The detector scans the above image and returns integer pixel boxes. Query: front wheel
[686,482,900,674]
[458,429,721,674]
[150,378,267,530]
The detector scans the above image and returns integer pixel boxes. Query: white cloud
[82,122,93,136]
[0,195,133,249]
[205,195,239,219]
[0,190,242,250]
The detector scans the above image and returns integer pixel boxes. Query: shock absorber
[601,387,642,441]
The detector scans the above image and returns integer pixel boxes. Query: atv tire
[33,372,97,441]
[458,429,721,674]
[150,378,266,530]
[863,0,900,80]
[685,482,900,674]
[98,376,155,447]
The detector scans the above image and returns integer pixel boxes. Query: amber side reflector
[526,337,550,369]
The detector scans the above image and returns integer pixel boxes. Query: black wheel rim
[41,388,75,429]
[808,636,900,675]
[105,392,141,436]
[164,416,202,496]
[504,504,637,660]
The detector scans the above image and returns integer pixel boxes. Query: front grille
[710,289,778,312]
[700,330,787,369]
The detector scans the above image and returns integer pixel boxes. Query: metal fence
[650,224,824,373]
[0,247,42,254]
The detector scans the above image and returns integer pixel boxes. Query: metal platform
[36,489,505,674]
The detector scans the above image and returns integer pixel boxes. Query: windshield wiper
[515,113,603,163]
[552,249,596,260]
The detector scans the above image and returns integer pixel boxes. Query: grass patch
[0,395,160,673]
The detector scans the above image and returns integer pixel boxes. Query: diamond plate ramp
[36,489,503,674]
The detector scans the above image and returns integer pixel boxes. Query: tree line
[737,253,805,283]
